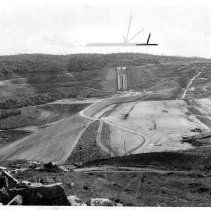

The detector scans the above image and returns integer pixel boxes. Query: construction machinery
[87,15,158,47]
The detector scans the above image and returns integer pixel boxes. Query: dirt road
[74,166,191,175]
[182,70,202,99]
[0,92,210,164]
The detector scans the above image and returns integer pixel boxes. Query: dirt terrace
[95,99,210,155]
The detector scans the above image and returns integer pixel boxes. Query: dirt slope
[0,53,211,165]
[0,103,90,129]
[0,114,90,163]
[0,53,211,104]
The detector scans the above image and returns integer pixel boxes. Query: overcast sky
[0,0,211,57]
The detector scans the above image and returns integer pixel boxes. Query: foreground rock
[0,165,124,206]
[0,167,70,205]
[86,198,123,206]
[10,182,70,205]
[67,195,87,206]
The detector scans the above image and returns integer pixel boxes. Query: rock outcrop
[0,165,123,206]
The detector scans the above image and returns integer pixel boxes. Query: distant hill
[0,53,210,108]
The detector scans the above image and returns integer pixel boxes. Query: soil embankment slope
[0,114,90,163]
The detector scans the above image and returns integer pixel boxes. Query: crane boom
[147,33,151,44]
[128,28,144,42]
[88,15,158,46]
[125,15,132,43]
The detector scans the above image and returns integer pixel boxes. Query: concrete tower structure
[117,67,122,90]
[122,67,128,91]
[116,67,128,91]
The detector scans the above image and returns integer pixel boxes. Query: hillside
[0,53,211,157]
[0,53,211,207]
[0,53,210,109]
[0,53,211,159]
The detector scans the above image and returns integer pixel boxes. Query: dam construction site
[0,53,211,206]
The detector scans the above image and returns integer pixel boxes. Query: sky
[0,0,211,58]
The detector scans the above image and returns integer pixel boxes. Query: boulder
[7,195,23,205]
[10,183,70,205]
[25,183,70,205]
[116,202,123,206]
[86,198,117,206]
[67,195,86,206]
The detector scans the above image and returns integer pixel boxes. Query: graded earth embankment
[81,94,145,119]
[0,114,90,163]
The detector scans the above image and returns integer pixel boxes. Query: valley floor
[0,114,90,163]
[96,99,209,155]
[0,93,211,164]
[0,93,211,207]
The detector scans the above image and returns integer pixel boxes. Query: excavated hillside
[0,53,210,106]
[0,53,211,162]
[0,53,211,207]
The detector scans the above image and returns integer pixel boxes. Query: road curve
[79,94,149,155]
[0,93,149,163]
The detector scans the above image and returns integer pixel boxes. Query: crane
[87,15,158,47]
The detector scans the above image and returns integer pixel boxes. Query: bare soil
[1,146,211,207]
